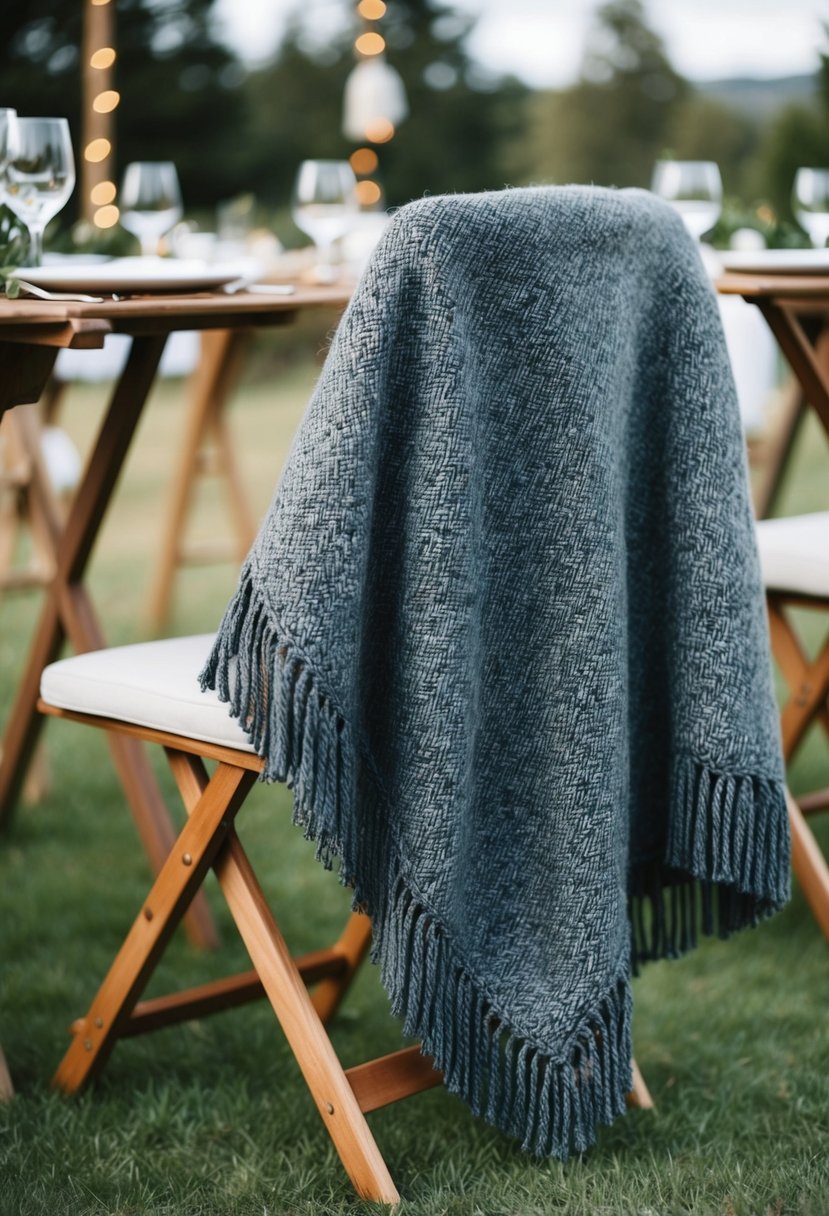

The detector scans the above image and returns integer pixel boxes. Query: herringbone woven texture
[204,186,790,1157]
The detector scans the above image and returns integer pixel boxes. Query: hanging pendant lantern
[342,56,408,143]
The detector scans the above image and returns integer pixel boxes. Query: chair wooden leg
[21,741,50,805]
[627,1058,654,1109]
[311,910,373,1024]
[164,747,373,1025]
[787,787,829,940]
[163,746,398,1198]
[767,598,829,760]
[0,1045,13,1100]
[53,762,255,1094]
[216,829,400,1205]
[766,601,829,940]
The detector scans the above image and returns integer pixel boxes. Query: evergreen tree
[760,25,829,222]
[520,0,688,189]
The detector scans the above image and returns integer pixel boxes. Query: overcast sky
[213,0,825,86]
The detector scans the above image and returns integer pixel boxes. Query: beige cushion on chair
[40,634,256,753]
[755,512,829,597]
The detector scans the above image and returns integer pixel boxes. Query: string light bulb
[355,179,382,207]
[90,47,116,68]
[90,180,116,205]
[84,138,111,162]
[364,117,394,143]
[93,204,120,228]
[92,90,120,114]
[350,147,379,175]
[355,31,385,56]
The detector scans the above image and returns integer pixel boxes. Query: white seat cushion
[755,512,829,597]
[40,634,255,753]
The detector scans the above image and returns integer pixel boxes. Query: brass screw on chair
[182,852,193,866]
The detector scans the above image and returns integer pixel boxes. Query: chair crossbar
[797,786,829,816]
[346,1046,444,1113]
[68,945,350,1040]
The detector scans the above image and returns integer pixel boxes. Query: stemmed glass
[2,117,75,266]
[292,160,358,282]
[119,161,183,257]
[0,109,17,177]
[651,160,723,240]
[792,168,829,248]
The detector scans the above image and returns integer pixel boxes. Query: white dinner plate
[720,248,829,275]
[12,257,253,294]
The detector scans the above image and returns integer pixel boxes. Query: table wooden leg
[212,397,257,559]
[146,329,254,632]
[0,335,219,949]
[752,381,806,520]
[0,594,66,820]
[758,303,829,437]
[0,342,58,419]
[0,408,58,593]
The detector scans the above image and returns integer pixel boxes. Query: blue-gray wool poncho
[202,186,790,1157]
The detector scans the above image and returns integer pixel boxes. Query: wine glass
[292,160,358,282]
[792,168,829,248]
[651,160,723,240]
[2,117,75,267]
[0,109,17,176]
[119,161,183,257]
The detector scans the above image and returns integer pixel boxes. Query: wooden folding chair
[38,634,652,1204]
[757,511,829,939]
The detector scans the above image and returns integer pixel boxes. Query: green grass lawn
[1,365,828,1216]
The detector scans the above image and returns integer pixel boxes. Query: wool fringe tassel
[201,569,634,1159]
[629,754,791,971]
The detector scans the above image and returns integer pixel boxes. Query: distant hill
[695,74,816,118]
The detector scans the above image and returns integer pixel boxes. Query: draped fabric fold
[202,186,789,1157]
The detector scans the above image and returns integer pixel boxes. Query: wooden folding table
[0,285,351,952]
[718,270,829,936]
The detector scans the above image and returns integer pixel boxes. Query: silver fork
[11,279,107,303]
